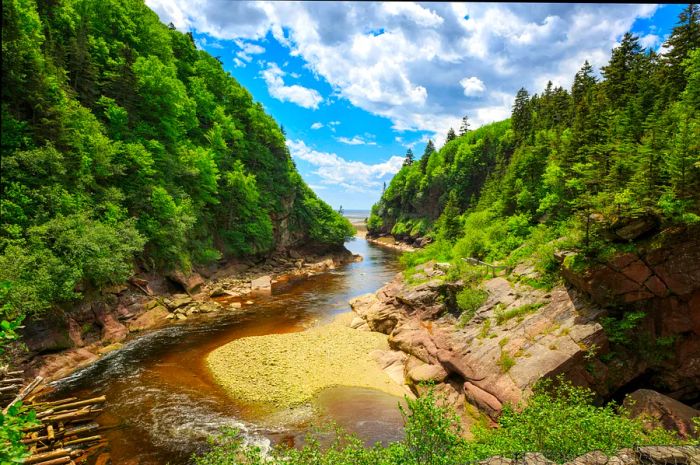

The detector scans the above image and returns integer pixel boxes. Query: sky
[145,1,686,210]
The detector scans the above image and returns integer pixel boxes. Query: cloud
[336,135,377,146]
[311,122,324,129]
[234,39,266,64]
[260,62,324,109]
[460,76,486,96]
[147,1,660,140]
[287,139,403,191]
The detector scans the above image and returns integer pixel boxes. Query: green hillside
[0,0,353,318]
[369,6,699,283]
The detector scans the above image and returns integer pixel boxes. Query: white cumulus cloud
[287,139,403,191]
[460,76,486,96]
[311,122,324,129]
[260,62,323,109]
[336,135,377,146]
[147,1,662,142]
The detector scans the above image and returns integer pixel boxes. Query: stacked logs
[1,368,110,465]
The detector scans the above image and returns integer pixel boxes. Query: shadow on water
[50,237,405,464]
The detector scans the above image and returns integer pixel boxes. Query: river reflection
[50,237,404,464]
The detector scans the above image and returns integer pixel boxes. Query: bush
[456,287,488,326]
[193,380,688,465]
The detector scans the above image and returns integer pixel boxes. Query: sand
[206,313,406,409]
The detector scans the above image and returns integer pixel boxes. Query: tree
[446,127,457,142]
[459,116,470,135]
[420,139,436,173]
[662,3,700,96]
[403,148,414,166]
[437,190,462,243]
[512,87,532,142]
[337,205,344,215]
[601,32,643,108]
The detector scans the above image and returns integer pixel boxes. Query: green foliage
[370,10,700,288]
[193,380,686,465]
[495,302,545,325]
[0,0,349,319]
[456,287,488,326]
[0,402,38,463]
[497,351,516,373]
[600,310,647,345]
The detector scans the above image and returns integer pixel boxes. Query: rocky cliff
[351,227,700,435]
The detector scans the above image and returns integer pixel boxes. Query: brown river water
[49,237,406,464]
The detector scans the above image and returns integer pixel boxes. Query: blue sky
[146,2,686,210]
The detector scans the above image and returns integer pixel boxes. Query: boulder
[637,446,700,465]
[613,215,657,241]
[21,313,73,353]
[93,303,128,343]
[251,275,272,292]
[167,270,205,294]
[127,306,169,332]
[169,295,193,310]
[464,381,503,419]
[408,363,448,384]
[624,389,700,438]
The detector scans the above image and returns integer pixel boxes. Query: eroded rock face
[560,226,700,402]
[352,269,607,424]
[167,270,205,294]
[624,389,700,439]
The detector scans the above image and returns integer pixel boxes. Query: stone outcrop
[560,225,700,404]
[351,264,607,424]
[624,389,700,439]
[477,447,700,465]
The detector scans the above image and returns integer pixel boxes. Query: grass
[498,351,516,373]
[495,302,545,325]
[477,318,492,339]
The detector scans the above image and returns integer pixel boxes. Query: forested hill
[369,4,699,277]
[0,0,353,316]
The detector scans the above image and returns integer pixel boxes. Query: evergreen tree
[420,139,436,173]
[459,116,471,135]
[446,127,457,142]
[602,32,643,108]
[403,148,415,166]
[438,191,462,243]
[663,3,700,96]
[512,88,532,142]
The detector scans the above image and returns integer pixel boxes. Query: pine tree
[446,127,457,142]
[512,87,532,142]
[663,3,700,96]
[459,115,470,135]
[420,139,435,173]
[602,32,643,108]
[403,148,414,166]
[438,190,462,243]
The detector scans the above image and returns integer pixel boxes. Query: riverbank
[366,234,417,252]
[206,312,409,409]
[19,248,361,383]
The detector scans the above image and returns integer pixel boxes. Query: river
[49,237,405,464]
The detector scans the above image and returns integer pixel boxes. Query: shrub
[456,287,488,326]
[495,302,544,325]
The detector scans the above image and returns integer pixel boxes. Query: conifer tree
[446,127,457,142]
[459,115,470,135]
[512,88,532,142]
[403,148,414,166]
[663,3,700,96]
[420,139,435,173]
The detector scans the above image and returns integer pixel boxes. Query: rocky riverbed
[19,248,361,382]
[206,312,410,410]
